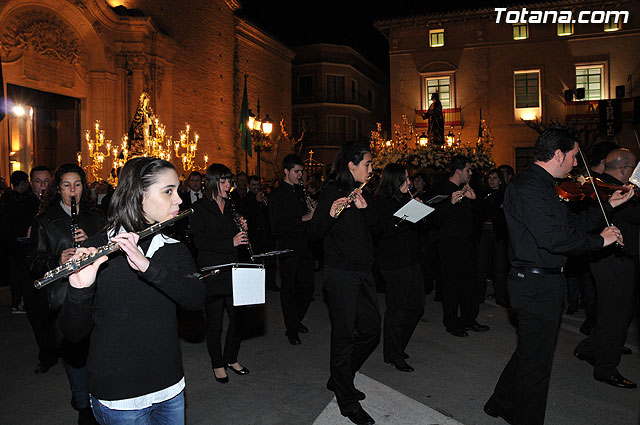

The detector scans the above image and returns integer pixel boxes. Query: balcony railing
[414,108,462,129]
[294,92,375,110]
[565,98,634,124]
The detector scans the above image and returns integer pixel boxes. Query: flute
[333,175,373,218]
[34,209,194,289]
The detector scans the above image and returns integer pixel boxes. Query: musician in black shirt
[574,148,639,389]
[311,142,378,425]
[269,154,315,345]
[484,127,631,425]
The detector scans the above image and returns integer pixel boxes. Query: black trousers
[279,255,314,336]
[487,269,565,425]
[379,264,425,363]
[476,226,509,305]
[324,266,381,415]
[23,279,60,364]
[438,239,478,330]
[205,295,242,369]
[576,255,636,378]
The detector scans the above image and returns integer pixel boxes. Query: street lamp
[247,98,273,178]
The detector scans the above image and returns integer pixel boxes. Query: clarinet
[228,188,255,262]
[70,196,80,249]
[300,185,317,214]
[34,209,194,289]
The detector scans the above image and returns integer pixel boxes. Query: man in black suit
[180,171,204,208]
[574,148,638,389]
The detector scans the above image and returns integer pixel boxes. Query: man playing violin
[574,148,638,389]
[484,126,633,425]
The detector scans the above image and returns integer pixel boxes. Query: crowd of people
[0,125,638,425]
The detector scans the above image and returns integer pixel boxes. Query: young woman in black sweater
[373,163,425,373]
[189,163,250,384]
[59,157,205,425]
[310,142,379,425]
[28,163,105,425]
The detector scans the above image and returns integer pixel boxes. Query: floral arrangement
[370,119,495,173]
[254,137,273,153]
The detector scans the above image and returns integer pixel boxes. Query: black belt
[514,266,564,276]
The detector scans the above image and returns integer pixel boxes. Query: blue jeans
[90,392,184,425]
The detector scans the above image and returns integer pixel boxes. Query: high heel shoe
[213,368,229,384]
[226,363,250,375]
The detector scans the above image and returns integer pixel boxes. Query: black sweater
[59,234,205,401]
[372,196,420,270]
[268,182,312,258]
[310,182,375,272]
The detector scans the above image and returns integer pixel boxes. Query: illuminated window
[512,23,528,40]
[604,20,622,32]
[576,66,603,100]
[429,29,444,47]
[514,72,539,108]
[426,77,451,108]
[557,23,573,36]
[513,70,541,121]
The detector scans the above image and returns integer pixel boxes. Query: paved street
[1,277,638,425]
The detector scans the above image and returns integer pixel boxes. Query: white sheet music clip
[393,199,434,226]
[199,263,265,306]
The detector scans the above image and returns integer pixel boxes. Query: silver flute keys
[34,209,194,289]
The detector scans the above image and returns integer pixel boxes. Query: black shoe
[483,402,513,424]
[391,360,414,372]
[402,351,410,359]
[326,380,365,400]
[344,406,375,425]
[579,323,593,336]
[299,323,309,333]
[464,322,490,332]
[595,372,637,389]
[446,328,468,337]
[34,360,57,374]
[287,333,301,345]
[78,407,99,425]
[226,363,249,375]
[574,348,595,366]
[214,369,229,384]
[621,346,632,355]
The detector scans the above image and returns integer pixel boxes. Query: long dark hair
[329,141,370,191]
[42,163,91,212]
[106,157,176,233]
[376,163,409,202]
[204,163,233,200]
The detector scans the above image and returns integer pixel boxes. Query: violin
[555,174,633,202]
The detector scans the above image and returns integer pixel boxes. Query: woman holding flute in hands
[59,157,205,425]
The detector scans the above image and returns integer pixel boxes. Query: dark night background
[239,0,537,72]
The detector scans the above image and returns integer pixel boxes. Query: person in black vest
[373,163,425,373]
[311,142,379,425]
[430,155,489,337]
[243,175,277,291]
[59,157,205,424]
[189,164,250,384]
[269,154,315,345]
[484,127,631,425]
[476,168,509,307]
[574,148,639,389]
[28,163,105,425]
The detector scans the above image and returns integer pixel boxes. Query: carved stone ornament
[1,9,87,68]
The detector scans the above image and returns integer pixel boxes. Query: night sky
[239,0,536,72]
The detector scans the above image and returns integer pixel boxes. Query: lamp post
[247,98,273,178]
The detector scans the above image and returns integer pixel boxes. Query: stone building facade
[375,0,640,171]
[292,43,387,168]
[0,0,294,180]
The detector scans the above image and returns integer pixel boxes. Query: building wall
[378,0,640,168]
[0,0,293,180]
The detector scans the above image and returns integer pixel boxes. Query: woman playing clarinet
[59,157,205,425]
[189,163,250,384]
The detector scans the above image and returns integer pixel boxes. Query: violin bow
[577,147,612,228]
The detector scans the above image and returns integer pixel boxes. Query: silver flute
[34,209,193,289]
[333,175,373,218]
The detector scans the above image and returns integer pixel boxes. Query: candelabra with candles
[174,123,207,172]
[85,121,112,181]
[145,118,173,161]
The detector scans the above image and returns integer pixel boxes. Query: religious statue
[422,92,445,146]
